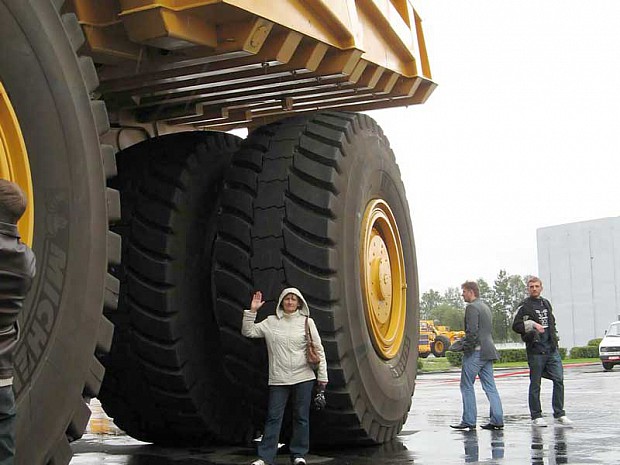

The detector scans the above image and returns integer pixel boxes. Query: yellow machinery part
[360,199,406,360]
[0,82,34,246]
[115,0,424,76]
[69,0,436,130]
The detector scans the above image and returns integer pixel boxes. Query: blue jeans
[0,386,15,465]
[462,431,478,463]
[460,351,503,426]
[259,380,314,465]
[527,350,565,419]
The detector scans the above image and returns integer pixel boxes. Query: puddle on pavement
[71,367,620,465]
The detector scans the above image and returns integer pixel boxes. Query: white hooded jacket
[242,287,328,386]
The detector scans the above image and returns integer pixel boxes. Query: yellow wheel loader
[419,320,464,357]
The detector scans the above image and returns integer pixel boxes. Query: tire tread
[99,132,254,445]
[212,112,417,446]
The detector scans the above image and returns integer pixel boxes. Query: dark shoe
[450,423,476,431]
[481,423,504,430]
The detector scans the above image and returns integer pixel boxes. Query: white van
[599,321,620,371]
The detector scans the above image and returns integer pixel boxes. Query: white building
[537,217,620,348]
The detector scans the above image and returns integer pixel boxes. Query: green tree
[491,270,527,342]
[428,304,464,331]
[477,278,493,303]
[420,289,442,319]
[443,287,465,310]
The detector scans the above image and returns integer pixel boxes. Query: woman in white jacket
[242,287,328,465]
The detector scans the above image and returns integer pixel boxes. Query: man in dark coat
[0,180,36,463]
[512,276,572,427]
[450,281,503,431]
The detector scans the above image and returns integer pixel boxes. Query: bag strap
[305,317,314,343]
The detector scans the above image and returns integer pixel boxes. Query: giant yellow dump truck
[0,1,435,463]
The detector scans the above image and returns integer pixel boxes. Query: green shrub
[497,347,568,360]
[497,348,527,363]
[446,351,462,367]
[569,346,599,359]
[417,358,423,370]
[588,338,602,347]
[448,346,569,367]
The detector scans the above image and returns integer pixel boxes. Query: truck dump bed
[68,0,436,130]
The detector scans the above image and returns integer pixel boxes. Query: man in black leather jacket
[0,180,36,463]
[512,276,572,427]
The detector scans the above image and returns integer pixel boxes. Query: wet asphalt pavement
[70,363,619,465]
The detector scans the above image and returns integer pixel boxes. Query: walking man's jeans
[527,350,565,419]
[460,351,503,426]
[259,380,314,465]
[0,385,15,465]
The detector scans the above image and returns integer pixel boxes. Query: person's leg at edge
[546,351,566,418]
[527,353,545,419]
[460,352,481,426]
[0,386,16,465]
[478,360,503,425]
[289,380,314,461]
[258,385,290,465]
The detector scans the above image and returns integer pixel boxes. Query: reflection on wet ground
[458,430,505,463]
[530,426,568,465]
[71,364,618,465]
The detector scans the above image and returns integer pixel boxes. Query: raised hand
[250,291,265,313]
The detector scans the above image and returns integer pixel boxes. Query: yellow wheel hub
[360,199,406,359]
[0,82,33,246]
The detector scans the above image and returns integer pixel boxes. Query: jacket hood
[275,287,310,318]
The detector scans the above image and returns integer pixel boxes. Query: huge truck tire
[0,1,116,464]
[213,112,419,444]
[431,335,450,357]
[98,132,256,445]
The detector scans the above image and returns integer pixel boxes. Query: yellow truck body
[0,1,435,463]
[69,0,435,131]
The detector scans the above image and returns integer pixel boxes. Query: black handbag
[448,338,464,352]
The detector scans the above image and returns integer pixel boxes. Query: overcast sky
[368,0,620,294]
